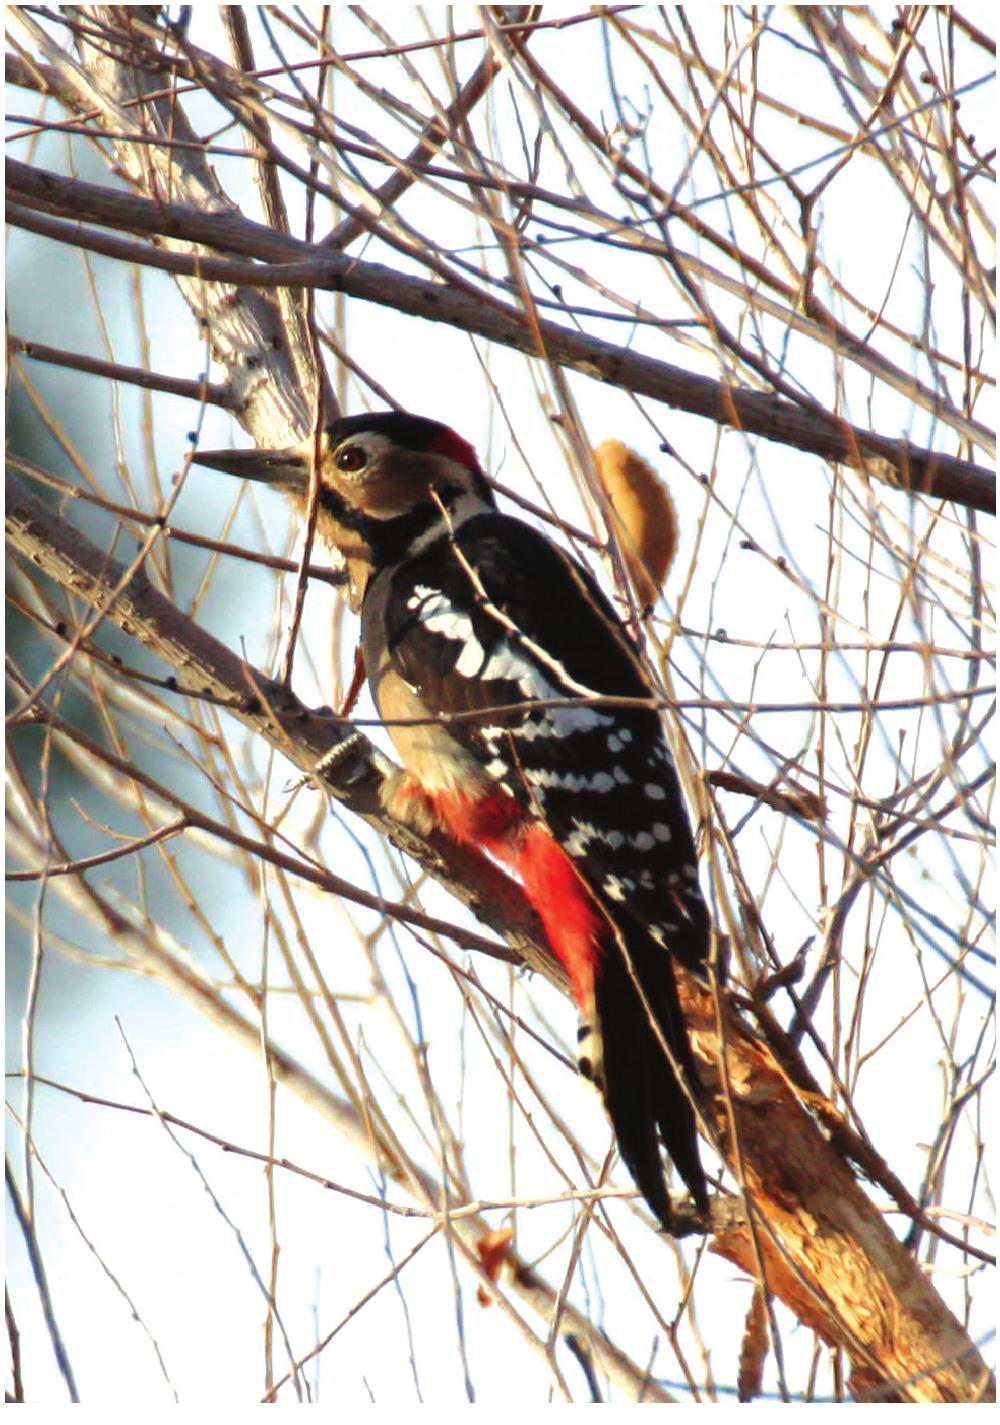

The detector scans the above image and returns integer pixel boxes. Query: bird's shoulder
[378,511,647,701]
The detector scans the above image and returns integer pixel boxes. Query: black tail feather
[592,934,708,1229]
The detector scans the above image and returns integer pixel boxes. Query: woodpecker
[196,412,712,1230]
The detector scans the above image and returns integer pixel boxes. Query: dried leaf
[737,1285,770,1402]
[592,440,677,609]
[475,1226,514,1307]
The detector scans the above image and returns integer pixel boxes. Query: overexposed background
[6,5,995,1407]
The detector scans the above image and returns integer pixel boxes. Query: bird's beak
[193,443,310,491]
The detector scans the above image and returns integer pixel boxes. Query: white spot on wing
[510,705,609,740]
[407,583,437,608]
[603,874,636,901]
[527,768,569,791]
[546,705,609,737]
[565,823,598,857]
[452,638,485,678]
[410,589,477,646]
[456,639,537,684]
[525,767,627,795]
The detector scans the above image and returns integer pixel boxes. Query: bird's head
[195,412,494,608]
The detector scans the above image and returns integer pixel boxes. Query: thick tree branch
[6,158,994,515]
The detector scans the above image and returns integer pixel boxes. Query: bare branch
[7,159,993,511]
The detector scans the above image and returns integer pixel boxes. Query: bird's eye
[335,444,368,474]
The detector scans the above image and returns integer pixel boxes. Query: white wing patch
[407,583,613,740]
[409,589,476,644]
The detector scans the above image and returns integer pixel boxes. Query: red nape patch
[428,428,481,473]
[515,825,604,1010]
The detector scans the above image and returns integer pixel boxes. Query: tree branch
[7,470,992,1401]
[6,157,994,514]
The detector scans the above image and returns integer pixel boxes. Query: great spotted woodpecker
[196,412,712,1230]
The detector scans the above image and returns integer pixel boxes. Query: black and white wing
[380,511,710,974]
